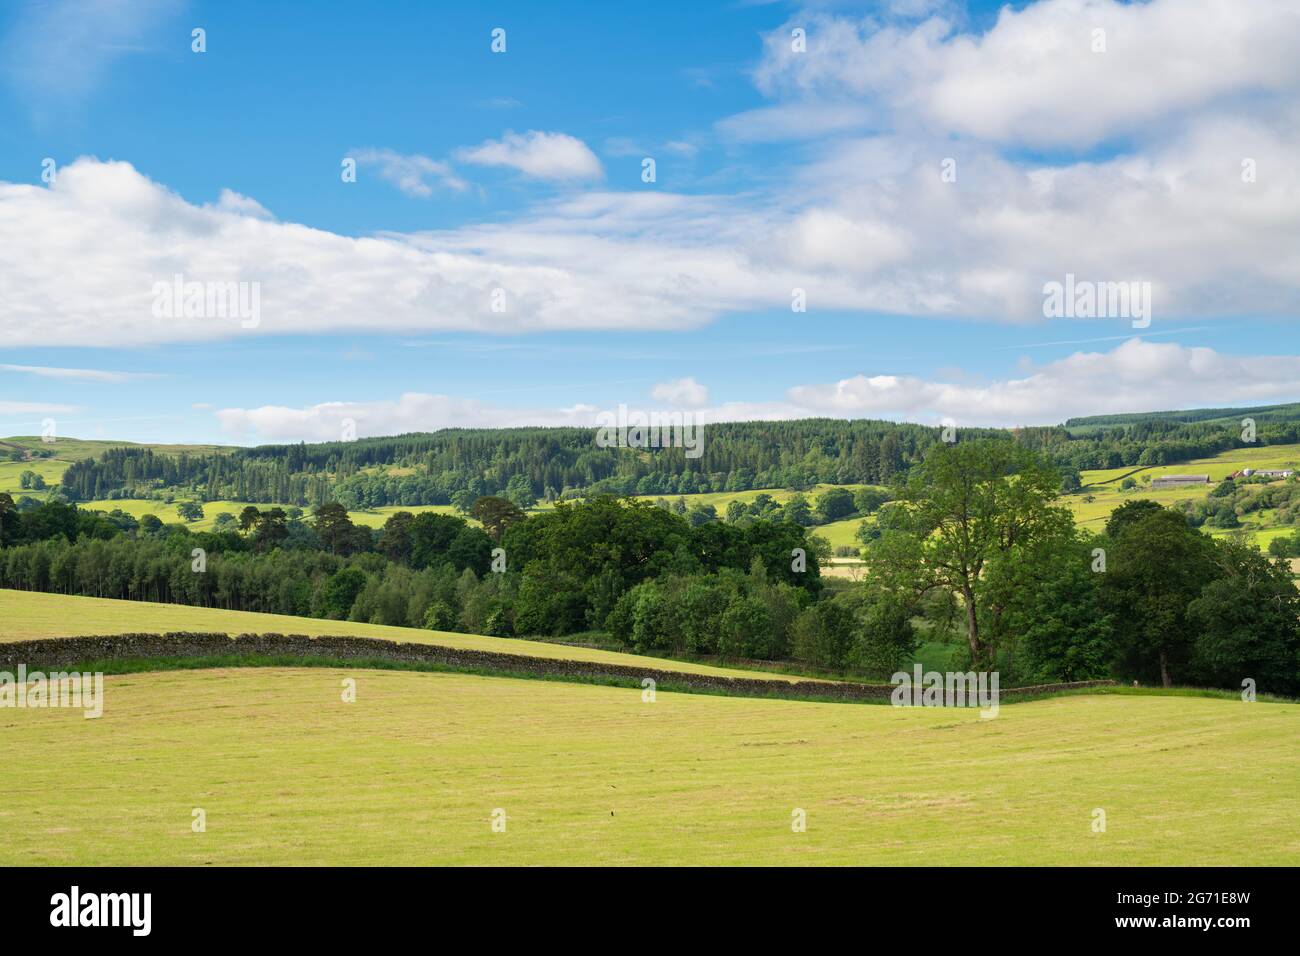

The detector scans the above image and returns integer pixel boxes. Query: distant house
[1151,474,1210,489]
[1239,468,1294,480]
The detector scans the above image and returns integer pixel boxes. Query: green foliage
[864,438,1070,666]
[470,495,526,541]
[983,531,1114,683]
[1103,498,1166,538]
[422,600,458,631]
[320,566,367,620]
[1186,542,1300,696]
[1101,509,1219,686]
[814,487,856,522]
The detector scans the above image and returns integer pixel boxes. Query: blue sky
[1,0,1298,444]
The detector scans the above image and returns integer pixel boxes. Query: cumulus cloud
[0,158,776,347]
[789,339,1300,426]
[213,341,1300,442]
[457,130,603,181]
[352,148,468,197]
[216,393,603,443]
[4,113,1299,350]
[755,0,1300,147]
[5,3,1300,350]
[651,377,710,407]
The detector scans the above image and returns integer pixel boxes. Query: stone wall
[0,632,1117,704]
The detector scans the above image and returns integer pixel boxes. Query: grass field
[629,483,875,511]
[1069,443,1300,542]
[0,436,233,495]
[0,457,67,495]
[0,666,1294,865]
[75,499,472,531]
[0,589,800,682]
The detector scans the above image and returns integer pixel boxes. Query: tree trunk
[963,584,980,666]
[1159,649,1172,688]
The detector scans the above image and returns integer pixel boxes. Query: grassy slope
[0,436,233,496]
[1,667,1294,865]
[0,588,796,682]
[1072,442,1300,541]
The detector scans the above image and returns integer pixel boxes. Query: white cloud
[0,364,156,383]
[213,341,1300,442]
[716,102,877,143]
[4,110,1299,351]
[651,377,710,407]
[216,393,603,443]
[457,131,603,181]
[211,189,274,219]
[352,148,468,197]
[754,0,1300,147]
[788,339,1300,426]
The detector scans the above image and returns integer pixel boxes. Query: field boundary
[0,632,1118,704]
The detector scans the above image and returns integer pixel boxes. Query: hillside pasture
[0,589,801,682]
[0,667,1294,865]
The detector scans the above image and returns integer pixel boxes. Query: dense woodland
[5,433,1299,694]
[52,405,1300,508]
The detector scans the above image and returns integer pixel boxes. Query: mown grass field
[0,666,1294,865]
[0,588,798,681]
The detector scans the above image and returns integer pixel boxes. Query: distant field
[0,435,234,496]
[1,668,1294,865]
[1081,443,1300,489]
[77,499,473,531]
[0,435,234,462]
[1071,442,1300,542]
[8,437,1297,550]
[629,483,876,511]
[0,589,796,682]
[0,458,67,495]
[624,485,873,553]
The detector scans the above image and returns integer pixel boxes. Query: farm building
[1237,468,1294,479]
[1151,474,1210,489]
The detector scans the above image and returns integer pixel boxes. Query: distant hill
[7,400,1300,508]
[0,436,236,462]
[1065,402,1300,433]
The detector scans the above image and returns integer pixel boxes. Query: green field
[629,483,874,511]
[0,666,1294,865]
[1070,443,1300,542]
[0,457,67,495]
[0,436,233,495]
[8,436,1298,551]
[75,499,471,531]
[0,588,799,682]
